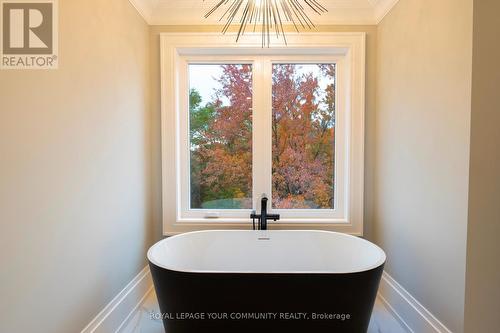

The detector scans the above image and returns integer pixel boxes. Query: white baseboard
[81,266,154,333]
[378,271,452,333]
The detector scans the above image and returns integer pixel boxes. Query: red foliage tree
[272,64,335,209]
[191,65,253,209]
[190,63,336,209]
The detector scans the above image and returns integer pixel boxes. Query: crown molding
[128,0,154,24]
[128,0,401,26]
[373,0,401,23]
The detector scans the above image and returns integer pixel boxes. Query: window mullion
[252,57,273,211]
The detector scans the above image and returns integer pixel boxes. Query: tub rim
[147,230,386,275]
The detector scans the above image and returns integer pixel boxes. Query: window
[272,64,336,210]
[161,33,366,235]
[189,64,253,210]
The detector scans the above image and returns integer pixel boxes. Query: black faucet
[250,196,280,230]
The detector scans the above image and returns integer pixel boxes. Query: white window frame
[161,32,365,236]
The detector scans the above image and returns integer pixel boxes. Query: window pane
[189,64,253,209]
[272,64,336,209]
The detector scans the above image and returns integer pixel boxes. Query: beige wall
[149,25,378,238]
[0,1,152,332]
[464,0,500,331]
[374,0,473,331]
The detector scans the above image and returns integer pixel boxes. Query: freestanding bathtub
[148,230,385,333]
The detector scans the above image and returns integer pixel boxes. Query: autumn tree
[190,63,335,209]
[190,65,253,209]
[271,64,335,209]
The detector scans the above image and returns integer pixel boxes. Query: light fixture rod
[203,0,327,47]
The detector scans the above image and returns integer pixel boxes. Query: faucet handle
[268,213,280,222]
[251,210,257,230]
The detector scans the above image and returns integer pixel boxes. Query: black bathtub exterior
[149,262,384,333]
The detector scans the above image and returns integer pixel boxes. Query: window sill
[166,218,361,237]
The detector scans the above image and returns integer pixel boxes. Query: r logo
[1,0,57,69]
[2,2,53,54]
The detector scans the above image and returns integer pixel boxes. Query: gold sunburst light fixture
[203,0,328,47]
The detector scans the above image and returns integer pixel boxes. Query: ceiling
[129,0,400,25]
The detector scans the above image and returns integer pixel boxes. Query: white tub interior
[148,230,386,274]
